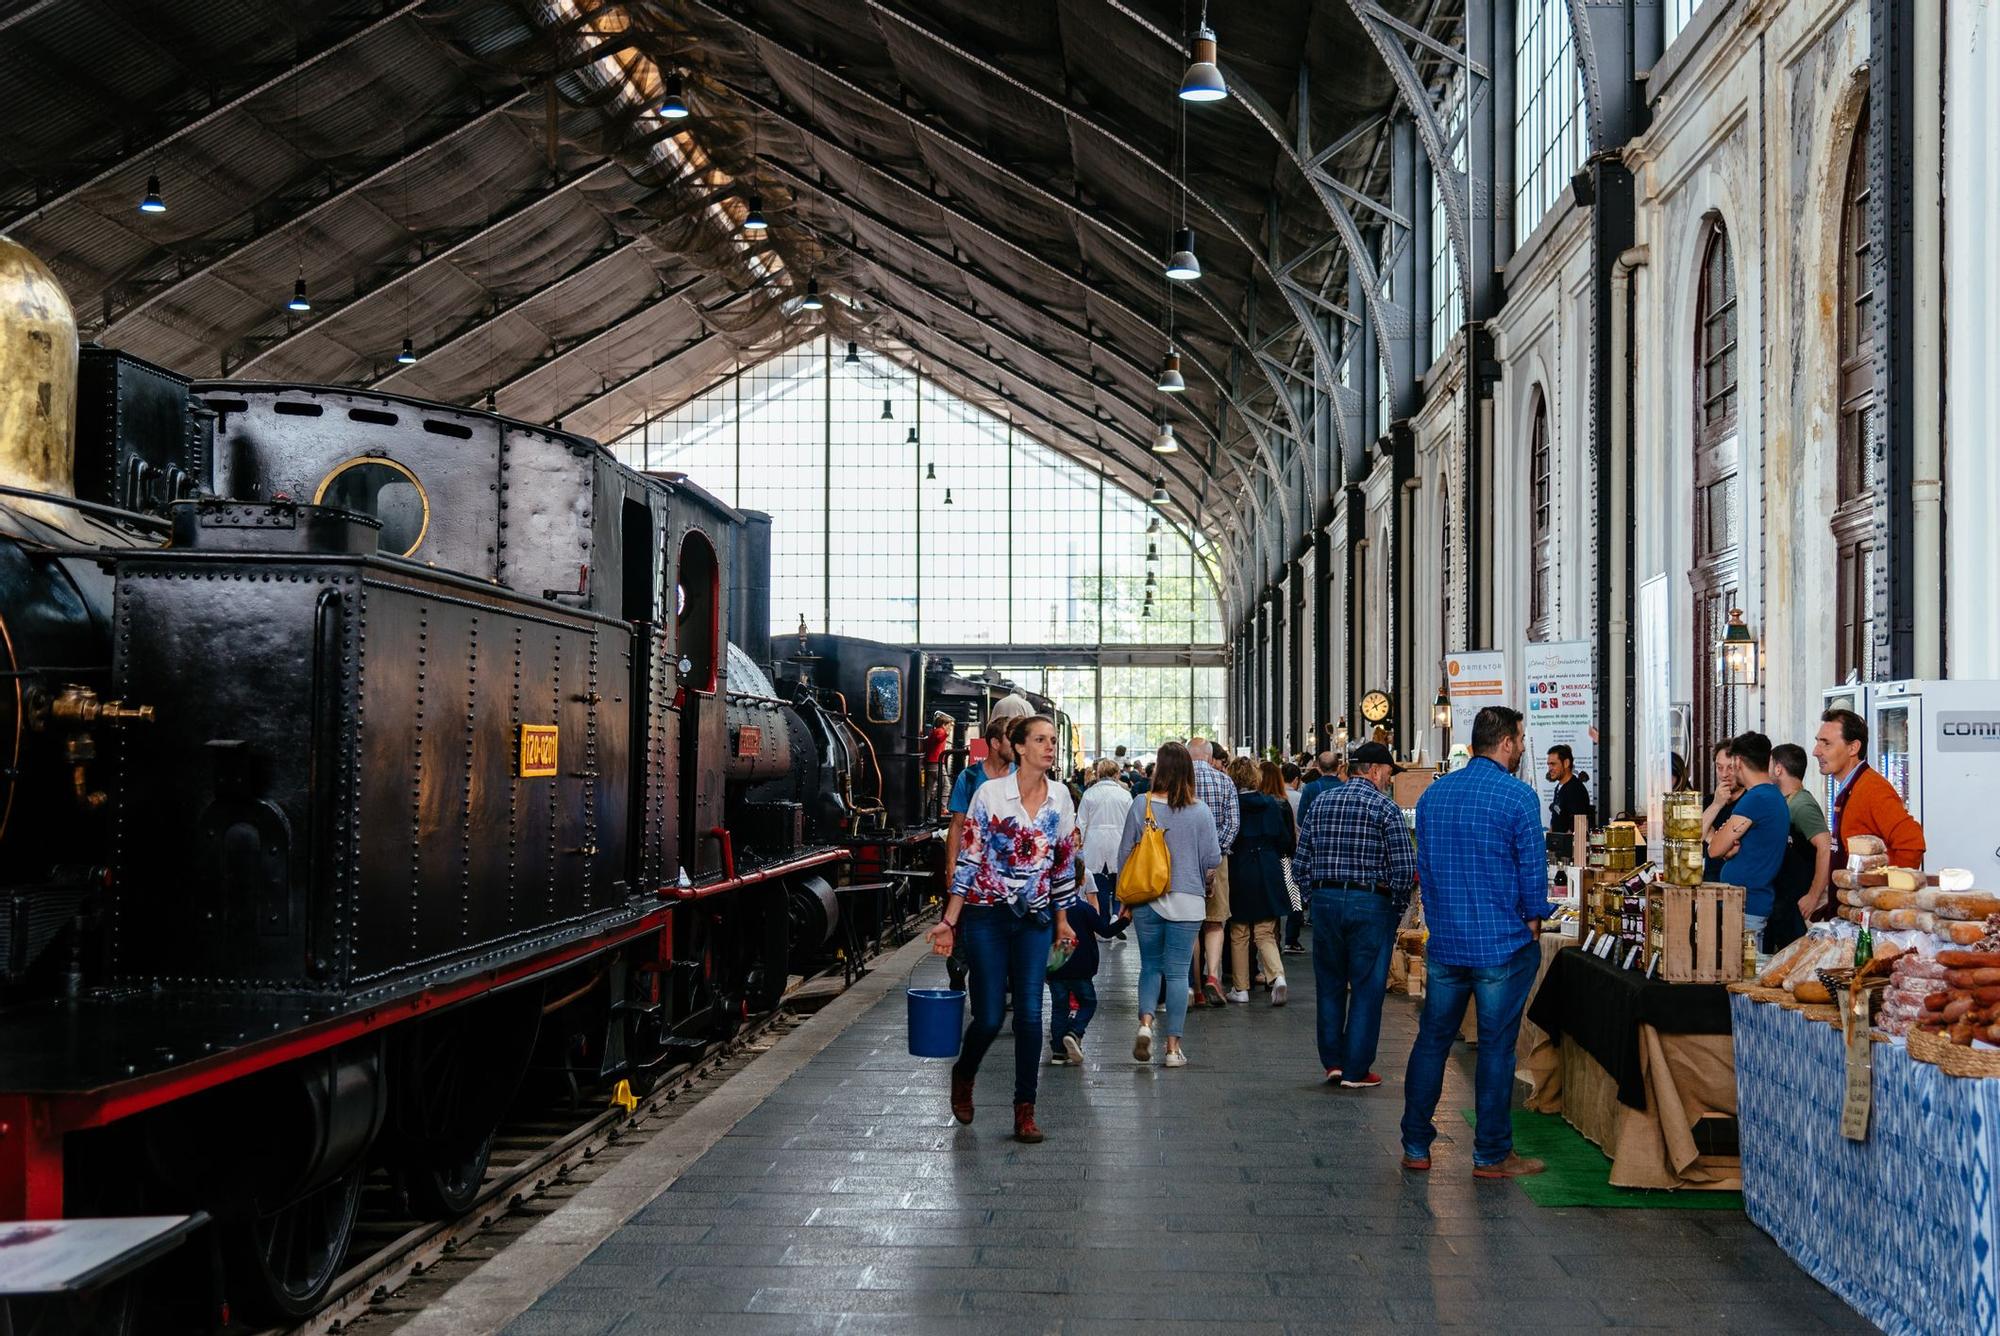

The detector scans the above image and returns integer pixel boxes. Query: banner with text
[1523,640,1596,826]
[1445,650,1511,757]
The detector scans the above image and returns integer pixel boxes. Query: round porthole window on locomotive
[313,456,430,557]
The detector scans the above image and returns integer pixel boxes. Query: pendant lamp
[1156,351,1185,393]
[1151,421,1179,454]
[1165,228,1200,281]
[1179,24,1228,102]
[138,174,166,214]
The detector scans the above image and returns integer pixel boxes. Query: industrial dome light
[844,341,860,365]
[1155,351,1185,393]
[800,276,823,310]
[943,487,955,505]
[1165,228,1200,281]
[1179,24,1228,103]
[659,71,691,120]
[138,174,166,214]
[742,194,768,234]
[1149,478,1170,505]
[396,337,417,364]
[1151,421,1179,455]
[287,272,311,313]
[880,398,894,421]
[906,427,919,444]
[925,461,936,480]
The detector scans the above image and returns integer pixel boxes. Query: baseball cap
[1350,741,1403,773]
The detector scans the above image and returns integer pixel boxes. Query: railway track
[272,930,917,1336]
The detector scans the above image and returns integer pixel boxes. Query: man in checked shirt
[1186,737,1239,1007]
[1292,741,1416,1089]
[1399,705,1554,1179]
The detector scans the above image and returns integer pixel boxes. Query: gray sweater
[1115,793,1223,921]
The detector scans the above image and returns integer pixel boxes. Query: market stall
[1523,946,1740,1189]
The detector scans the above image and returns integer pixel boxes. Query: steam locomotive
[0,237,1057,1328]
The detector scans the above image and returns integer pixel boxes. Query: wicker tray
[1934,1042,2000,1079]
[1800,1004,1843,1024]
[1908,1027,1953,1065]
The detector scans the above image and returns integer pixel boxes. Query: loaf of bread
[1758,934,1822,988]
[1794,980,1832,1004]
[1848,835,1888,857]
[1934,896,2000,922]
[1864,889,1920,911]
[1938,950,2000,969]
[1937,920,1990,946]
[1838,887,1868,908]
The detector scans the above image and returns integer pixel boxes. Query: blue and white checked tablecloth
[1733,995,2000,1336]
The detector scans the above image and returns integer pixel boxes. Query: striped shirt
[1414,756,1556,967]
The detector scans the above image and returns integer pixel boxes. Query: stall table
[1522,946,1739,1189]
[1733,994,2000,1336]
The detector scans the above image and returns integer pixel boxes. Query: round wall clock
[1360,689,1392,724]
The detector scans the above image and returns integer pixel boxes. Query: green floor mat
[1457,1108,1744,1210]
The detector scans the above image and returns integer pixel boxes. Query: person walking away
[1699,740,1737,882]
[927,714,1079,1143]
[941,717,1016,989]
[1279,762,1307,953]
[1129,761,1152,798]
[1295,742,1416,1087]
[1769,742,1830,946]
[922,712,953,820]
[1077,758,1135,921]
[1046,895,1133,1065]
[1705,732,1790,947]
[1814,708,1927,872]
[1400,707,1554,1178]
[1187,737,1239,1007]
[1298,751,1342,822]
[1223,757,1293,1005]
[1115,742,1220,1067]
[1545,745,1595,843]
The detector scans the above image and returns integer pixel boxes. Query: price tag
[1840,989,1874,1141]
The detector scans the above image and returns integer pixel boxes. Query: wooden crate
[1659,883,1746,983]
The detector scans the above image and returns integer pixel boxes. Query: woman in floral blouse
[926,713,1080,1143]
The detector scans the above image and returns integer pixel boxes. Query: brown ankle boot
[1013,1102,1044,1143]
[949,1072,974,1124]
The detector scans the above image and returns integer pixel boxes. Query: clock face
[1361,690,1391,724]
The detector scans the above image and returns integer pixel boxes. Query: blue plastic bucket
[907,978,966,1058]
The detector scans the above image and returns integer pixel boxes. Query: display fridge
[1867,680,2000,885]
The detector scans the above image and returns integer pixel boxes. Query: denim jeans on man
[1310,886,1399,1076]
[952,905,1052,1105]
[1399,939,1541,1165]
[1048,978,1098,1054]
[1131,903,1201,1038]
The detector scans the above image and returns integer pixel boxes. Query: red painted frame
[0,848,845,1221]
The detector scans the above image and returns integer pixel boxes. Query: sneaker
[1270,977,1288,1007]
[1013,1102,1044,1144]
[1282,944,1306,955]
[1164,1049,1188,1068]
[1048,1052,1068,1065]
[950,1073,974,1124]
[1324,1068,1342,1084]
[1340,1072,1384,1089]
[1203,976,1228,1007]
[1224,989,1249,1004]
[1473,1153,1546,1180]
[1400,1153,1432,1171]
[1133,1025,1153,1063]
[1062,1034,1084,1064]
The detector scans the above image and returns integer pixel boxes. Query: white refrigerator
[1867,680,2000,885]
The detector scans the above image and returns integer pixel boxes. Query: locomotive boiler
[0,236,953,1328]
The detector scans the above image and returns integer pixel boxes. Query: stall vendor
[1814,708,1925,873]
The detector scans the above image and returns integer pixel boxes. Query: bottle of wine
[1854,924,1874,968]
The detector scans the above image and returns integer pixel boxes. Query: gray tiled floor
[505,933,1874,1335]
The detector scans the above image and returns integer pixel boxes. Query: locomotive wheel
[397,1128,495,1219]
[224,1163,365,1321]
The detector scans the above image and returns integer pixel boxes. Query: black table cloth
[1525,946,1733,1109]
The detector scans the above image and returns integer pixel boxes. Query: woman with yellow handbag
[1113,742,1221,1068]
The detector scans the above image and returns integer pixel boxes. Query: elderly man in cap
[1291,741,1416,1088]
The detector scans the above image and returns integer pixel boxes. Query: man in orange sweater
[1814,708,1926,868]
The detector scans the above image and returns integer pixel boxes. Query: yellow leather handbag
[1115,796,1173,906]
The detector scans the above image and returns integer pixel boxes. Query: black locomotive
[0,239,1056,1327]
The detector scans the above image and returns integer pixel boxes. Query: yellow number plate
[517,724,559,777]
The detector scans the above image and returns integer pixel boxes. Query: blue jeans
[1310,886,1399,1076]
[1132,905,1201,1039]
[1048,978,1098,1051]
[1400,939,1542,1166]
[1092,871,1120,921]
[952,906,1053,1105]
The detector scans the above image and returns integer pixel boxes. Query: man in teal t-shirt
[1708,731,1789,944]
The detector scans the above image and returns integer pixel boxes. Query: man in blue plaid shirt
[1188,738,1239,1005]
[1292,741,1416,1088]
[1400,705,1554,1179]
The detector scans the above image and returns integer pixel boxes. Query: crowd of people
[919,700,1924,1180]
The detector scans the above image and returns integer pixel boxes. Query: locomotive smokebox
[0,236,78,498]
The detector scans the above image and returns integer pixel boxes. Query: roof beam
[97,84,538,338]
[3,0,433,229]
[489,273,710,400]
[224,159,619,376]
[542,289,761,427]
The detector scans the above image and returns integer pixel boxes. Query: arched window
[1514,0,1587,244]
[1692,220,1741,754]
[1835,92,1877,682]
[1528,391,1553,639]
